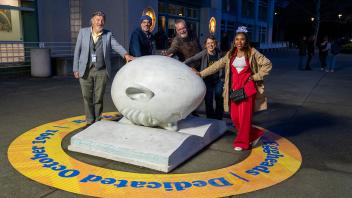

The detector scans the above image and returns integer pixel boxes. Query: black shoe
[191,112,199,117]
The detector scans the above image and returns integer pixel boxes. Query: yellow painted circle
[8,112,302,197]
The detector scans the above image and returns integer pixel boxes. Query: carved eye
[125,85,154,101]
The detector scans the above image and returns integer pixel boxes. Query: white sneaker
[234,147,243,151]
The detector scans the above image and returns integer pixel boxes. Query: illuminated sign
[209,17,216,34]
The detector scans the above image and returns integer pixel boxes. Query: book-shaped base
[68,116,226,172]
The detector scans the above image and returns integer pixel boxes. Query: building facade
[0,0,275,65]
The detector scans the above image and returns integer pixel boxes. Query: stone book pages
[68,116,226,172]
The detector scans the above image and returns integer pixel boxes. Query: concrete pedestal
[68,116,226,172]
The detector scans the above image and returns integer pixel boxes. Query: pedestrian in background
[305,35,315,70]
[327,38,341,72]
[298,36,307,70]
[318,36,330,71]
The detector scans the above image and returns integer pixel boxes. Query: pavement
[1,50,351,198]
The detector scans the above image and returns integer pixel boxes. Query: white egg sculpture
[111,55,206,131]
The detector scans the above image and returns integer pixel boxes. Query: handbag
[229,88,247,103]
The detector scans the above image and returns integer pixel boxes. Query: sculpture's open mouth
[125,84,154,102]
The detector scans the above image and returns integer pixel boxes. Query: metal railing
[259,42,290,51]
[0,41,75,66]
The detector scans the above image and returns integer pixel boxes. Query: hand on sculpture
[124,54,135,62]
[73,71,79,79]
[161,50,173,57]
[190,68,201,77]
[191,67,198,72]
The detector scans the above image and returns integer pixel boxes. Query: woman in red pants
[198,26,272,151]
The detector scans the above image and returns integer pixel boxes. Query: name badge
[91,53,97,63]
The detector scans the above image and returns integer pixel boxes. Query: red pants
[229,54,263,149]
[230,95,264,150]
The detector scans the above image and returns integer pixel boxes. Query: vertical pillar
[254,0,259,42]
[267,0,275,43]
[236,0,242,26]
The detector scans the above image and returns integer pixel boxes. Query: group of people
[73,11,272,151]
[298,35,341,72]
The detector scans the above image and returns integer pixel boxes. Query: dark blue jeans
[204,80,224,120]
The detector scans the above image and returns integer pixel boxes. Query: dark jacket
[307,40,315,54]
[298,40,307,56]
[129,28,153,57]
[331,41,341,55]
[184,49,223,83]
[166,32,201,67]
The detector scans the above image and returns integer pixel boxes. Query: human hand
[74,71,79,79]
[190,68,201,77]
[124,54,135,62]
[191,67,198,72]
[161,50,173,57]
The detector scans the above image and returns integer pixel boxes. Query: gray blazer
[73,27,128,78]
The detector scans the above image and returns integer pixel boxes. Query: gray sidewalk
[1,50,352,198]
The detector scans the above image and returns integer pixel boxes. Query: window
[186,8,199,19]
[241,0,255,18]
[222,0,237,14]
[69,0,81,43]
[158,2,167,13]
[259,26,267,43]
[158,2,200,46]
[168,4,184,17]
[221,20,226,31]
[259,0,268,21]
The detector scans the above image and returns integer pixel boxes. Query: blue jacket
[129,28,153,57]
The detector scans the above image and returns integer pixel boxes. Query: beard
[179,32,188,38]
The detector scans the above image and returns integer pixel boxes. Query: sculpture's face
[111,55,206,128]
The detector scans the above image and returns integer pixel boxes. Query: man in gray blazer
[73,11,134,127]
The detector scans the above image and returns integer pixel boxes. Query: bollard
[30,48,51,77]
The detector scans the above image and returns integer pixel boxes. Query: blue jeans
[328,54,337,71]
[204,80,224,120]
[298,55,306,70]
